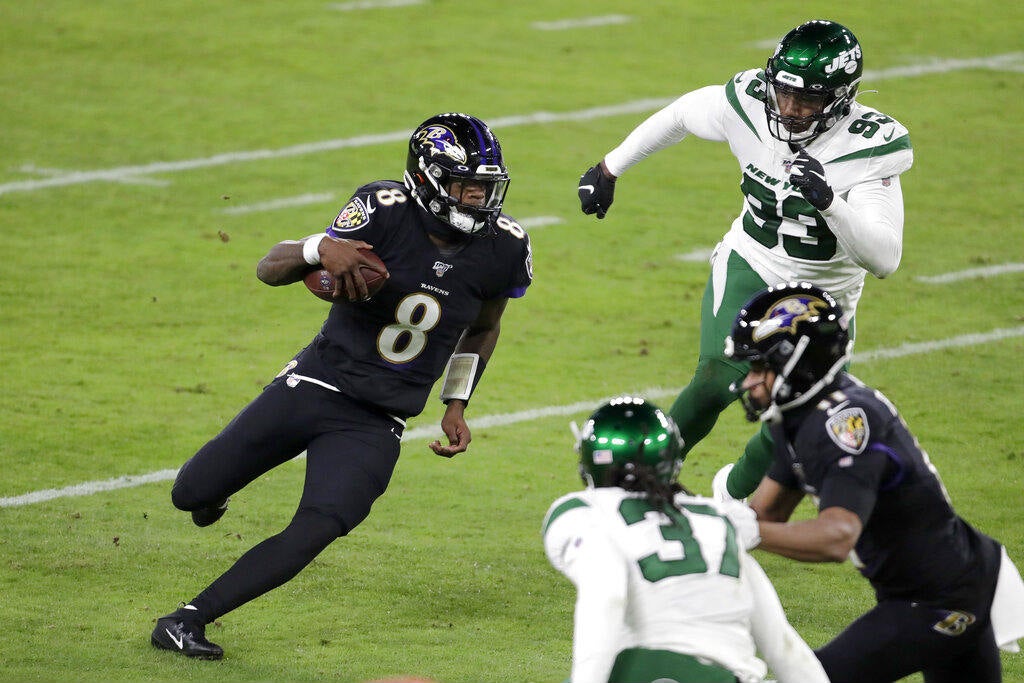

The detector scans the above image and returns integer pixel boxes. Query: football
[303,248,388,302]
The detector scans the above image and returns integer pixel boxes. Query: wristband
[439,353,484,403]
[302,233,327,265]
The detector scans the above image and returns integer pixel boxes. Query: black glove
[578,162,616,219]
[788,151,834,210]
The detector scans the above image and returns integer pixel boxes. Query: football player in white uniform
[578,20,912,500]
[542,396,829,683]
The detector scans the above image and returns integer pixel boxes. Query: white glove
[720,499,761,550]
[712,463,737,503]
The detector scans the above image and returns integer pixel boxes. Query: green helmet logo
[765,20,863,144]
[576,396,684,488]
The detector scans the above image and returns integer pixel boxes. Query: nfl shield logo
[433,261,453,278]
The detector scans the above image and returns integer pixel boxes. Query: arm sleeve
[569,538,628,683]
[604,85,728,177]
[821,174,905,278]
[547,512,627,683]
[743,553,830,683]
[816,447,888,525]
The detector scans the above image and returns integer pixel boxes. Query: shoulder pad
[492,213,529,241]
[725,68,765,88]
[542,493,590,536]
[724,69,768,101]
[330,181,411,234]
[824,103,913,176]
[722,69,769,140]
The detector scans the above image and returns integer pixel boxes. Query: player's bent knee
[170,479,204,512]
[169,460,228,512]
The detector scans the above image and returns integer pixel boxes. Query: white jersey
[542,487,828,683]
[604,68,913,318]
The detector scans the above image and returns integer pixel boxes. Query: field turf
[1,2,1022,681]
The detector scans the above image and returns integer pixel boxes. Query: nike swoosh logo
[578,184,595,195]
[883,129,895,141]
[826,400,851,416]
[365,200,376,214]
[165,629,185,650]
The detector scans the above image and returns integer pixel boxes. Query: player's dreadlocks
[604,435,692,515]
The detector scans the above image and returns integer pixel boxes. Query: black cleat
[191,498,229,527]
[151,615,224,660]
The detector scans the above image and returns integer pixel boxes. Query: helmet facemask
[765,75,856,145]
[763,20,863,146]
[412,157,509,234]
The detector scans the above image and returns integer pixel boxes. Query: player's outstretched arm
[428,297,508,457]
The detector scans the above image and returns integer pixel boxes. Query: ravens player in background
[542,396,829,683]
[577,20,913,500]
[724,282,1024,682]
[150,112,533,659]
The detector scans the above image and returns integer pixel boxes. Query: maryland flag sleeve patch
[825,407,869,454]
[332,197,371,232]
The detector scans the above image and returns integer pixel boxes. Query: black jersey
[767,374,1000,611]
[309,180,532,419]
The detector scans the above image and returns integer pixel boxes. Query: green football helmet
[765,20,863,145]
[576,396,684,488]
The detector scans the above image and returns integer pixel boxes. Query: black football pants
[170,374,404,623]
[816,599,1001,683]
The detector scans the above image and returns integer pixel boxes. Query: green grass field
[2,1,1022,681]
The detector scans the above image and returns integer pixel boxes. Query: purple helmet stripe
[465,116,494,164]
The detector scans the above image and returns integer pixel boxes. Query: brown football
[303,248,388,302]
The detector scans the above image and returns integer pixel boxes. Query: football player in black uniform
[722,282,1024,682]
[150,113,533,659]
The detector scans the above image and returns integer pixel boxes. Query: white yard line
[520,216,563,229]
[531,15,632,31]
[915,263,1024,284]
[675,248,715,263]
[3,324,1022,508]
[676,248,1023,286]
[327,0,426,10]
[220,192,338,215]
[3,53,1021,197]
[852,326,1024,362]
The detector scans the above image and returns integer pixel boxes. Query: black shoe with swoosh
[151,615,224,660]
